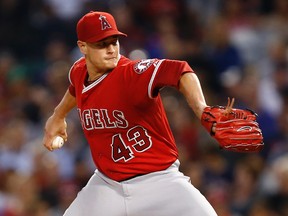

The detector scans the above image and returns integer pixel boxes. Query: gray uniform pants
[63,160,218,216]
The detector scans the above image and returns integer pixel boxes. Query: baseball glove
[201,98,264,153]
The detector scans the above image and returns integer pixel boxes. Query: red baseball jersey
[68,56,193,181]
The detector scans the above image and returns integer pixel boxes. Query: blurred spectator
[259,154,288,215]
[257,37,288,115]
[0,120,34,175]
[204,17,243,93]
[230,155,264,215]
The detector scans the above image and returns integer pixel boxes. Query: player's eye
[95,42,107,48]
[111,40,118,46]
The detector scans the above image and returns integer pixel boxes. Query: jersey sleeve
[68,65,76,97]
[149,59,194,97]
[67,57,85,97]
[68,84,76,97]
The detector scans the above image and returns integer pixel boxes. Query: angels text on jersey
[78,108,153,162]
[78,108,128,130]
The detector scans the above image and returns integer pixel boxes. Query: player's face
[78,36,120,73]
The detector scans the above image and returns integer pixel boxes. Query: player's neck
[86,63,107,81]
[86,61,112,80]
[87,73,104,82]
[85,70,112,86]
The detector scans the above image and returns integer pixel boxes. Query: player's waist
[95,159,180,184]
[121,159,180,182]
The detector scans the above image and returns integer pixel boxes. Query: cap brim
[85,30,127,43]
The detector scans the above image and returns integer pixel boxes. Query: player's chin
[103,64,116,72]
[106,59,118,69]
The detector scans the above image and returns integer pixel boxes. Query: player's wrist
[53,107,68,119]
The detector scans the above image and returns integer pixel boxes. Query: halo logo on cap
[77,11,127,43]
[99,15,112,30]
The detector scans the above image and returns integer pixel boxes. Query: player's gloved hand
[201,98,264,153]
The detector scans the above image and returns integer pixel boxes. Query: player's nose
[107,44,115,53]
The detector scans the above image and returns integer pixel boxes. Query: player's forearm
[53,89,77,118]
[179,73,207,119]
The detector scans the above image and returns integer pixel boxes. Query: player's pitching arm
[42,90,76,151]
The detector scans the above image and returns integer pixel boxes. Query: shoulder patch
[133,59,155,74]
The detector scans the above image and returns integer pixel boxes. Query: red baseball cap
[77,11,127,43]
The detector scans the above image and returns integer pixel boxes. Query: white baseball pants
[63,160,218,216]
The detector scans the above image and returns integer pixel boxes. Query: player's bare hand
[42,113,68,151]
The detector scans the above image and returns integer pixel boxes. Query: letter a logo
[99,15,112,30]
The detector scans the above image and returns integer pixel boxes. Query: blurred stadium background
[0,0,288,215]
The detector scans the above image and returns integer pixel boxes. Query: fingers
[42,129,55,151]
[224,97,235,115]
[226,97,235,111]
[230,97,235,108]
[43,133,68,151]
[42,116,68,151]
[62,131,68,142]
[211,123,216,134]
[42,136,54,152]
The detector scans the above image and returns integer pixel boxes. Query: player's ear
[77,40,87,54]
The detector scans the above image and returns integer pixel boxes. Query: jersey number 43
[111,125,152,162]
